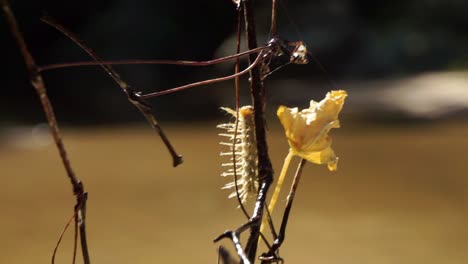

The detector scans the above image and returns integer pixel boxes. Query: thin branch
[270,0,278,36]
[261,159,306,262]
[73,215,78,264]
[51,208,78,264]
[1,3,79,194]
[215,1,312,262]
[231,6,274,251]
[263,201,278,241]
[259,151,294,239]
[233,4,251,220]
[76,192,90,263]
[214,220,256,264]
[0,1,91,263]
[37,46,267,72]
[41,15,183,167]
[242,0,275,261]
[215,0,276,262]
[218,246,238,264]
[139,52,263,99]
[232,232,250,264]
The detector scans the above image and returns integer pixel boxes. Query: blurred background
[1,0,467,263]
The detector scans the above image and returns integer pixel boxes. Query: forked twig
[0,1,90,263]
[41,15,183,167]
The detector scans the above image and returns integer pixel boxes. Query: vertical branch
[270,0,278,36]
[0,1,91,264]
[233,4,251,220]
[242,0,274,261]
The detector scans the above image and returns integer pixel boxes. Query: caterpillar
[217,106,259,204]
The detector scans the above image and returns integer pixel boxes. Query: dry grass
[1,121,467,263]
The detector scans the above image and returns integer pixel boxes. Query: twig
[261,159,306,262]
[270,0,278,36]
[36,47,267,72]
[214,221,254,264]
[233,4,251,220]
[51,207,78,264]
[231,5,274,251]
[41,15,183,167]
[215,1,276,261]
[139,52,263,99]
[73,214,78,264]
[0,1,91,263]
[218,246,237,264]
[242,0,275,262]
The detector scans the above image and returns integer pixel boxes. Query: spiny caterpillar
[217,106,259,204]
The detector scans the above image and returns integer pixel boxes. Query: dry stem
[0,1,90,263]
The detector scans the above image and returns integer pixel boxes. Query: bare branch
[139,52,263,99]
[233,5,251,220]
[0,1,90,263]
[41,15,183,167]
[37,47,267,72]
[261,159,307,262]
[242,0,275,261]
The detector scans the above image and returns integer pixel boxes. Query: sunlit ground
[1,121,467,263]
